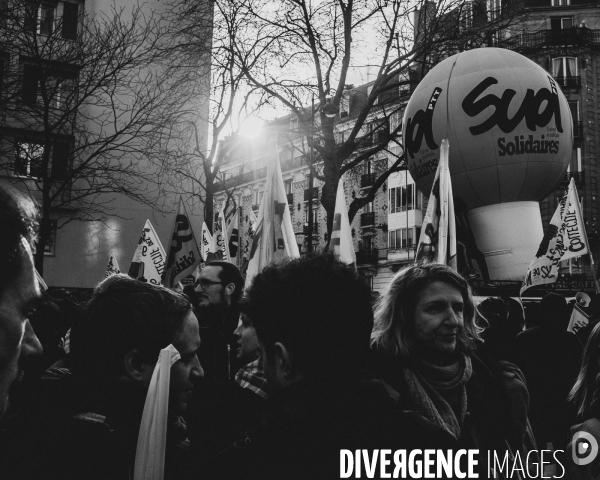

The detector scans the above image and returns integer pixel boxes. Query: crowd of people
[2,178,600,479]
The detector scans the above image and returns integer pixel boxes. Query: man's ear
[274,342,295,383]
[224,282,236,298]
[123,349,147,383]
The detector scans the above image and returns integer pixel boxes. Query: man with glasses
[192,261,244,384]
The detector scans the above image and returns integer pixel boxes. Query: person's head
[372,263,480,364]
[478,297,509,330]
[194,261,244,310]
[241,253,373,390]
[569,322,600,417]
[0,180,43,419]
[500,296,525,335]
[539,292,569,329]
[233,315,260,365]
[71,275,203,415]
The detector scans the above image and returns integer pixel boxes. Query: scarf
[401,353,472,440]
[235,354,270,399]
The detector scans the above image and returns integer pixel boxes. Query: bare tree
[0,0,195,273]
[153,0,270,233]
[226,0,521,238]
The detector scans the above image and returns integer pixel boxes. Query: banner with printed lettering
[201,222,213,264]
[162,198,202,288]
[331,175,356,270]
[415,139,457,270]
[245,141,300,286]
[105,253,121,278]
[214,209,230,263]
[128,220,167,285]
[227,209,240,265]
[521,178,589,295]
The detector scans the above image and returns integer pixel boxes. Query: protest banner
[105,253,121,278]
[215,209,230,263]
[128,220,166,285]
[245,141,299,286]
[521,178,595,295]
[227,208,240,266]
[162,198,202,288]
[415,139,457,269]
[331,175,356,270]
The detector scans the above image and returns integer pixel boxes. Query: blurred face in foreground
[0,240,42,419]
[413,281,464,362]
[169,311,203,416]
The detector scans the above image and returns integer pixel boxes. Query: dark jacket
[230,369,455,480]
[5,367,191,480]
[372,347,530,478]
[515,325,583,451]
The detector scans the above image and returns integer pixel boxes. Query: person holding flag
[244,141,299,286]
[414,139,457,270]
[162,198,202,289]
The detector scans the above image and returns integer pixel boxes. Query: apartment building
[0,0,210,288]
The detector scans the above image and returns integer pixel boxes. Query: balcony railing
[361,173,377,189]
[573,121,583,139]
[360,212,376,227]
[554,76,581,90]
[356,248,379,265]
[500,27,600,51]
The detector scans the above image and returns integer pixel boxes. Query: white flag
[105,253,121,278]
[415,139,457,269]
[245,142,300,286]
[128,220,167,286]
[162,198,202,288]
[215,209,231,263]
[331,176,356,269]
[521,178,589,295]
[200,222,212,263]
[227,209,240,265]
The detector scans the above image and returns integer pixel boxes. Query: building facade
[0,0,210,288]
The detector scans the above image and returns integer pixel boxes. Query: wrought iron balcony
[500,27,600,51]
[360,212,376,227]
[356,248,379,265]
[361,173,377,189]
[554,76,581,90]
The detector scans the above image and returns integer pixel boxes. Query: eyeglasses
[196,279,225,289]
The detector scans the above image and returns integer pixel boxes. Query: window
[362,235,373,251]
[284,180,292,195]
[363,201,374,213]
[551,0,570,7]
[389,185,421,213]
[15,141,44,177]
[14,139,71,179]
[389,227,418,249]
[21,62,77,109]
[551,17,573,29]
[61,2,78,40]
[305,209,318,233]
[553,57,576,77]
[39,3,54,35]
[568,101,579,121]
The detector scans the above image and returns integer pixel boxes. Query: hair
[568,322,600,418]
[207,261,245,303]
[478,297,509,329]
[70,274,192,389]
[371,262,481,360]
[0,180,39,294]
[241,253,373,376]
